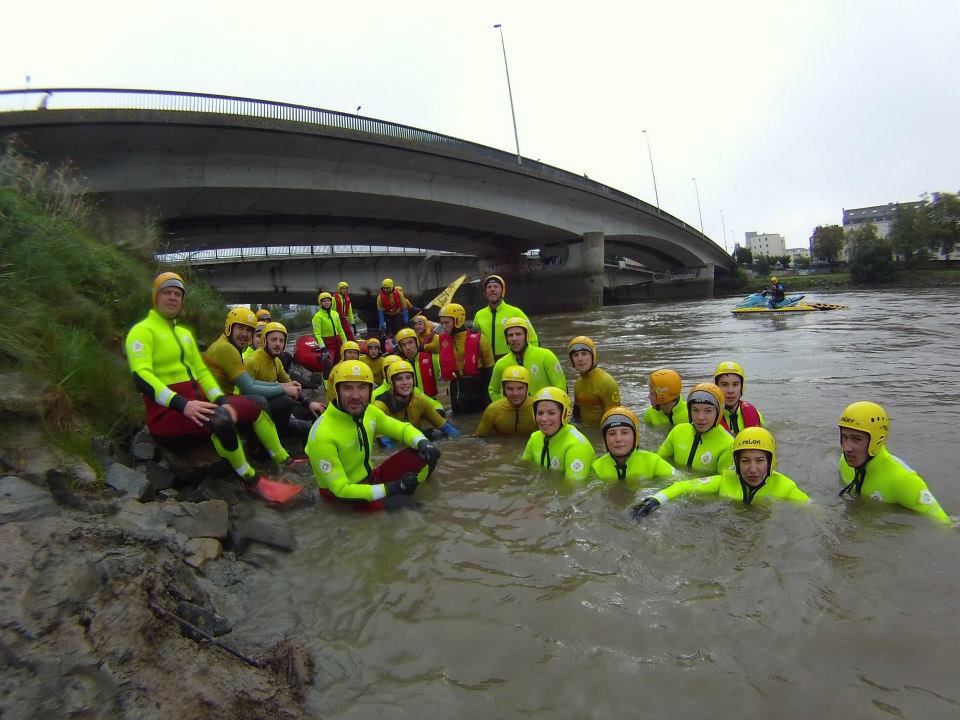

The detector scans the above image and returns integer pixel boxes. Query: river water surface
[240,288,959,719]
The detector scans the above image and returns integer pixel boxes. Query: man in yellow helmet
[424,303,495,414]
[126,274,302,503]
[472,274,539,360]
[488,317,565,404]
[762,275,785,309]
[714,361,764,434]
[411,313,441,346]
[567,336,621,425]
[376,278,409,337]
[334,281,358,341]
[475,365,537,437]
[633,427,809,518]
[837,402,949,523]
[312,292,347,365]
[305,360,442,509]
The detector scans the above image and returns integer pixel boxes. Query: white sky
[3,0,957,252]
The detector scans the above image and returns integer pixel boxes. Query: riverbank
[720,267,959,296]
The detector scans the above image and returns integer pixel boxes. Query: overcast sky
[2,0,957,252]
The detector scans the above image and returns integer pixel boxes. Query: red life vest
[417,351,438,396]
[380,289,403,314]
[334,292,352,320]
[724,400,762,434]
[439,330,481,380]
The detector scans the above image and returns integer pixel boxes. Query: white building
[744,231,786,258]
[786,247,810,262]
[841,201,926,260]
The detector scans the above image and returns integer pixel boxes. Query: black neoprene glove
[417,439,441,465]
[386,471,419,496]
[630,497,661,520]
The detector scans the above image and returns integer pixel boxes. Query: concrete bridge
[0,88,735,313]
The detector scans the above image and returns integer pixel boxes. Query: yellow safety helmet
[223,307,257,337]
[385,359,415,384]
[686,383,725,428]
[337,281,349,291]
[341,340,361,358]
[770,276,778,284]
[732,426,777,473]
[394,327,419,345]
[317,292,333,304]
[532,386,572,425]
[649,369,682,405]
[838,401,889,458]
[601,406,640,448]
[151,271,185,306]
[439,303,466,329]
[330,359,374,388]
[714,360,746,391]
[396,285,404,293]
[255,308,272,322]
[501,364,530,390]
[381,278,395,291]
[483,274,507,297]
[380,354,402,372]
[262,321,288,342]
[567,336,597,369]
[365,336,382,349]
[502,316,531,338]
[411,313,428,327]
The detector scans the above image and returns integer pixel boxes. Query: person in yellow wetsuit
[657,383,734,475]
[395,327,444,404]
[521,387,594,481]
[373,360,460,440]
[592,406,676,483]
[714,361,765,434]
[488,317,565,402]
[632,426,810,517]
[476,365,537,437]
[837,401,949,524]
[567,336,620,425]
[324,341,363,403]
[643,368,688,427]
[424,303,495,414]
[412,314,441,347]
[305,360,441,509]
[126,273,302,503]
[360,337,386,384]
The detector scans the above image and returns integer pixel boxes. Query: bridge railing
[156,244,471,265]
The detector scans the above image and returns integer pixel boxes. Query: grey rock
[172,499,229,539]
[235,507,296,551]
[21,445,63,483]
[90,435,117,470]
[131,427,157,461]
[183,537,222,568]
[0,371,43,417]
[105,464,152,501]
[145,461,176,490]
[45,469,88,509]
[0,475,59,523]
[157,488,180,501]
[175,601,232,636]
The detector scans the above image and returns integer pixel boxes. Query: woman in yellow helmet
[521,387,594,481]
[633,427,810,518]
[593,407,675,483]
[837,402,949,523]
[567,336,621,425]
[643,369,688,427]
[373,360,460,440]
[656,383,734,475]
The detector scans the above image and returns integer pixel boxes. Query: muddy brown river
[239,288,960,718]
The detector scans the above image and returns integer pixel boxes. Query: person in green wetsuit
[632,426,810,517]
[567,336,621,425]
[476,365,537,437]
[312,292,347,365]
[642,368,688,427]
[714,360,765,433]
[592,406,676,483]
[837,401,950,524]
[657,383,734,475]
[521,387,594,481]
[488,317,565,402]
[305,360,441,509]
[126,273,302,503]
[472,274,539,360]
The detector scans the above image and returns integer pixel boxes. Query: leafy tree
[793,255,811,269]
[771,255,792,268]
[810,224,845,267]
[925,191,960,257]
[732,245,752,266]
[847,225,895,284]
[890,203,931,268]
[752,255,771,275]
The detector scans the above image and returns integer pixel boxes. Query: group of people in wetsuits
[126,272,950,524]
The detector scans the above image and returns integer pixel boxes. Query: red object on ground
[294,335,332,374]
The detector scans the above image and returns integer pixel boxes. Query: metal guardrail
[0,88,712,243]
[156,244,470,265]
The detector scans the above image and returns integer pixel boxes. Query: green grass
[721,267,959,296]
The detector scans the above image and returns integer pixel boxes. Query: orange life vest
[380,289,403,314]
[439,330,481,380]
[417,351,439,396]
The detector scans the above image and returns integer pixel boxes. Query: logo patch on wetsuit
[570,459,584,473]
[131,340,144,353]
[318,459,333,474]
[918,489,935,506]
[870,490,885,502]
[550,457,560,469]
[698,477,711,485]
[699,450,713,465]
[554,363,562,372]
[530,365,540,374]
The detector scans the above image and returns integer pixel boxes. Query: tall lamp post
[692,177,704,233]
[719,209,728,253]
[493,24,522,166]
[642,130,660,209]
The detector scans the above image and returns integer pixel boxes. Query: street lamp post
[719,209,728,253]
[692,177,704,233]
[642,130,660,209]
[493,24,522,166]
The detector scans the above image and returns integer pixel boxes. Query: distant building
[786,247,810,262]
[744,231,786,258]
[841,201,925,260]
